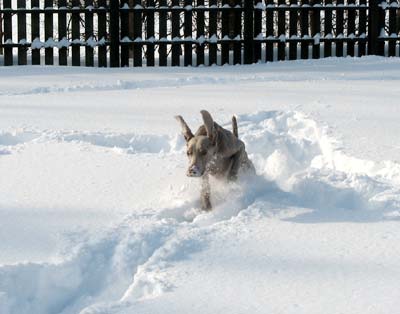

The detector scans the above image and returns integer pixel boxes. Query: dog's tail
[232,115,238,138]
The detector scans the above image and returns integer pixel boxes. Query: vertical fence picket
[44,0,53,65]
[98,0,107,67]
[254,1,262,62]
[0,5,2,56]
[336,0,344,57]
[300,0,309,59]
[233,0,242,65]
[72,0,81,66]
[221,0,230,65]
[146,0,155,66]
[265,0,274,61]
[289,0,298,60]
[171,0,180,66]
[3,0,12,66]
[196,0,205,66]
[110,0,120,67]
[358,0,367,56]
[58,0,67,66]
[120,0,129,67]
[184,0,193,66]
[17,0,27,65]
[278,0,286,61]
[244,0,254,64]
[368,0,385,56]
[159,0,167,66]
[347,0,356,57]
[310,0,320,59]
[324,0,332,57]
[85,0,94,66]
[133,0,142,66]
[388,6,396,56]
[209,0,218,65]
[31,0,41,65]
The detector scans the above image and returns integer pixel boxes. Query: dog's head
[175,110,217,177]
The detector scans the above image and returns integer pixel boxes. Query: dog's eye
[187,151,192,156]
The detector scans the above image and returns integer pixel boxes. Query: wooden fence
[0,0,399,67]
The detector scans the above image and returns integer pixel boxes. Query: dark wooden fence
[0,0,399,67]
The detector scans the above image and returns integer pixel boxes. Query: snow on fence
[0,0,398,67]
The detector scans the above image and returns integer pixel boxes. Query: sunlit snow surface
[1,57,400,314]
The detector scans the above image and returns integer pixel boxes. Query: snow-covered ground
[1,57,400,314]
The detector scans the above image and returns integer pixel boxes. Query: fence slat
[289,0,298,60]
[98,0,107,67]
[310,0,320,59]
[324,0,332,57]
[233,0,242,65]
[120,0,129,67]
[358,0,367,56]
[72,0,81,66]
[336,0,344,57]
[184,0,193,66]
[146,0,155,67]
[109,0,120,67]
[133,0,142,66]
[3,0,12,66]
[209,0,218,65]
[85,0,94,66]
[196,0,205,66]
[278,0,286,61]
[0,5,2,56]
[244,0,254,64]
[265,0,274,62]
[300,0,309,59]
[171,0,180,66]
[371,0,385,56]
[58,0,67,66]
[44,0,54,65]
[17,0,27,65]
[347,0,356,57]
[221,0,230,65]
[388,4,396,56]
[31,0,41,65]
[159,0,167,66]
[254,1,262,62]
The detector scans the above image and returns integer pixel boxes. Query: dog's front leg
[201,174,212,211]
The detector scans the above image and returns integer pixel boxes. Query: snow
[1,56,400,314]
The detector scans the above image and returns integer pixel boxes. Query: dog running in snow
[175,110,255,211]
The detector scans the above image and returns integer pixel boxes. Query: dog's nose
[187,165,201,177]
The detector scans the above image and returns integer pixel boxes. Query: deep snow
[1,57,400,314]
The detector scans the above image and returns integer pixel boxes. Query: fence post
[0,11,3,55]
[110,0,120,67]
[243,0,254,64]
[3,0,12,65]
[368,0,385,56]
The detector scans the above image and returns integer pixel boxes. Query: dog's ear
[232,115,238,138]
[200,110,216,144]
[175,115,194,142]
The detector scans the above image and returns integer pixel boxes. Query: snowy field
[1,57,400,314]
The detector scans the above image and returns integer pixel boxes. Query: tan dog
[175,110,255,210]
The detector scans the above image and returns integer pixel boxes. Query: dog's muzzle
[187,165,202,177]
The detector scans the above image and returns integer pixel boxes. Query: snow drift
[1,109,399,314]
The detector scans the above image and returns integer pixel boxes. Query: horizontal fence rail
[0,0,399,67]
